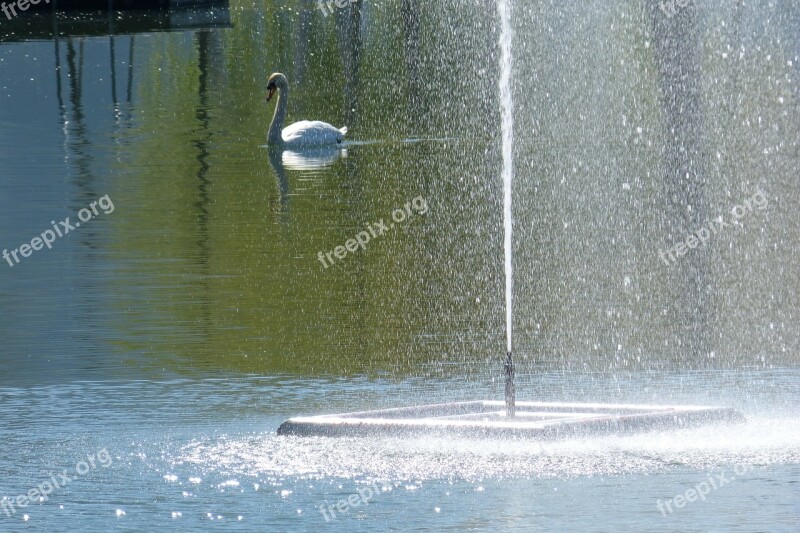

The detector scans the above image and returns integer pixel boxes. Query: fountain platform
[277,400,744,438]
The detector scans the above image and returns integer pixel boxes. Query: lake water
[1,0,799,531]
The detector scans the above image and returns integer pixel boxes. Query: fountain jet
[499,0,515,418]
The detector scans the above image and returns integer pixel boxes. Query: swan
[266,73,348,147]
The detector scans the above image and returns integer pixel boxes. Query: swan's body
[280,120,348,146]
[266,73,347,147]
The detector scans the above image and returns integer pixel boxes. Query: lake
[1,0,798,530]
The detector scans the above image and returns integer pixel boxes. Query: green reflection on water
[0,0,797,384]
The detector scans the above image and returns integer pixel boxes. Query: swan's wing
[282,120,347,146]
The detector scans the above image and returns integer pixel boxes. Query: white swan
[266,72,348,147]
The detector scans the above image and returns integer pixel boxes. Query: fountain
[277,0,743,439]
[499,0,516,419]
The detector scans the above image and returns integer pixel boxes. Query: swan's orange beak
[266,86,277,102]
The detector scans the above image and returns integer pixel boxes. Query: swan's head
[266,72,288,102]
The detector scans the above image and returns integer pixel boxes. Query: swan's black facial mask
[266,84,277,102]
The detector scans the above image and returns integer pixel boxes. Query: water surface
[1,0,798,530]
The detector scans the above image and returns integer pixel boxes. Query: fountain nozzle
[504,350,515,418]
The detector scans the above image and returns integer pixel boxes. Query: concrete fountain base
[277,401,744,438]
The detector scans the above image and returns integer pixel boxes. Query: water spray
[276,0,743,440]
[499,0,515,418]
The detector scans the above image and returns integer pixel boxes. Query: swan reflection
[266,145,347,218]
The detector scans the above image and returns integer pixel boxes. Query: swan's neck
[268,86,288,146]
